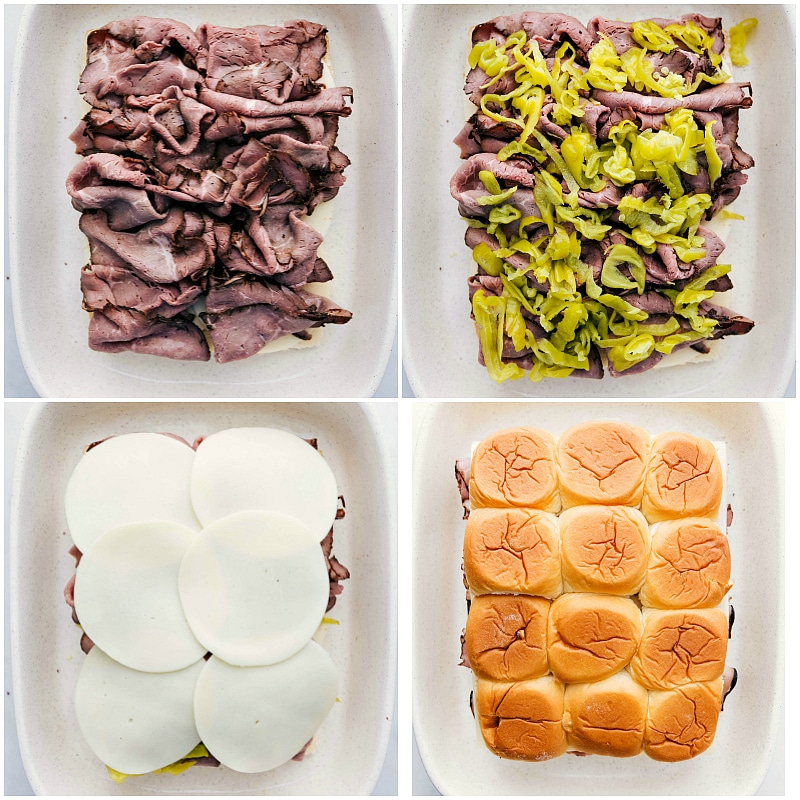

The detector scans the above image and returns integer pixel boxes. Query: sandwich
[559,505,650,595]
[557,421,650,507]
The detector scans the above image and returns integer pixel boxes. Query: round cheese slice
[74,646,203,776]
[178,510,330,666]
[74,521,206,673]
[190,428,338,539]
[194,643,338,773]
[66,433,199,554]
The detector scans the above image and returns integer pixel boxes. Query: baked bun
[475,676,567,761]
[466,595,550,682]
[547,594,641,683]
[557,421,650,508]
[559,506,649,596]
[562,672,647,757]
[464,508,561,597]
[470,427,560,512]
[642,432,722,522]
[639,518,732,608]
[644,679,723,761]
[630,609,728,690]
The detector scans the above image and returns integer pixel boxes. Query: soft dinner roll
[547,594,641,684]
[475,676,567,761]
[630,608,728,690]
[464,508,561,597]
[639,518,732,609]
[469,427,560,512]
[559,506,649,595]
[644,679,723,761]
[562,672,648,757]
[642,432,722,522]
[557,421,650,508]
[466,595,550,682]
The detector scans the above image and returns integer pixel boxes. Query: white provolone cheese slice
[66,433,199,554]
[74,521,206,673]
[190,428,338,539]
[178,510,330,666]
[74,647,203,776]
[194,642,338,773]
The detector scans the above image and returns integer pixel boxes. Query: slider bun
[469,427,560,512]
[639,518,732,609]
[464,508,561,597]
[475,676,567,761]
[642,432,722,523]
[644,680,723,762]
[557,421,650,508]
[630,608,728,690]
[559,506,649,596]
[466,594,549,682]
[562,672,647,757]
[547,594,641,683]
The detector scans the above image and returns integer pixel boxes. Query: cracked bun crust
[466,595,550,682]
[464,507,561,597]
[557,421,650,508]
[644,679,723,761]
[547,594,641,684]
[642,432,722,522]
[476,676,567,761]
[630,608,728,690]
[562,671,648,757]
[469,427,560,512]
[639,518,732,609]
[559,506,649,596]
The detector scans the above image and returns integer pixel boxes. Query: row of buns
[475,671,724,762]
[469,423,723,523]
[464,508,732,606]
[466,593,729,688]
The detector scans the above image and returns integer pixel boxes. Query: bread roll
[639,518,732,609]
[557,421,650,508]
[644,679,723,761]
[470,427,560,512]
[562,672,647,757]
[464,508,561,597]
[630,609,728,690]
[642,432,722,523]
[475,676,567,761]
[466,595,550,682]
[559,506,649,596]
[547,594,641,683]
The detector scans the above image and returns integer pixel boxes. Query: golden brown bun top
[470,427,559,511]
[639,518,732,609]
[464,507,561,598]
[465,594,550,682]
[642,432,722,522]
[557,421,650,507]
[630,609,728,690]
[476,676,567,761]
[547,594,641,684]
[563,672,648,757]
[559,505,649,595]
[645,680,723,761]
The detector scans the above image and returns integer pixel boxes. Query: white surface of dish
[65,432,199,553]
[402,4,796,397]
[9,402,396,795]
[194,644,338,774]
[74,647,204,776]
[179,510,330,666]
[190,427,338,537]
[8,4,397,398]
[412,401,784,795]
[74,521,205,673]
